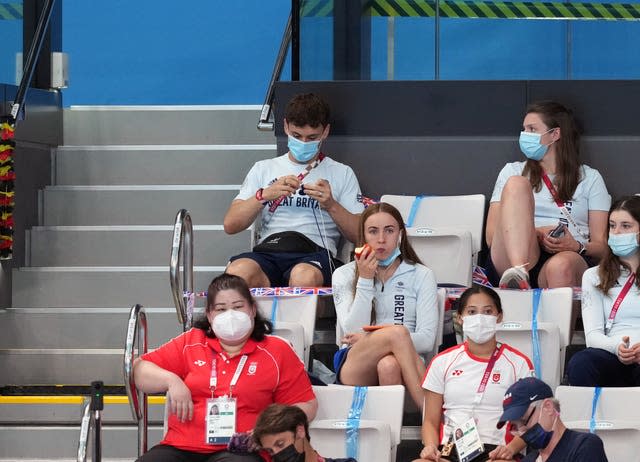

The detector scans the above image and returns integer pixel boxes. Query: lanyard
[268,153,326,213]
[541,173,589,241]
[531,288,542,378]
[474,343,502,405]
[346,386,368,460]
[407,195,426,227]
[589,386,602,434]
[209,354,248,397]
[606,273,636,333]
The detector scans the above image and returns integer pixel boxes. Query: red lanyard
[541,172,589,241]
[474,343,502,404]
[606,273,636,333]
[541,173,564,208]
[209,353,248,398]
[268,152,325,213]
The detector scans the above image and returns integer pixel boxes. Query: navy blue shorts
[332,347,351,384]
[229,249,340,287]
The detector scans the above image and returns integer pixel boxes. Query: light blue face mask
[288,136,320,163]
[378,247,401,267]
[519,128,554,161]
[608,232,639,257]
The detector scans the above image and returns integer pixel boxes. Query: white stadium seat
[255,294,318,367]
[556,386,640,462]
[310,384,405,462]
[494,288,573,389]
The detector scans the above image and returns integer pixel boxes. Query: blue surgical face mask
[520,404,557,450]
[519,128,554,161]
[608,232,639,257]
[288,136,320,163]
[378,247,401,267]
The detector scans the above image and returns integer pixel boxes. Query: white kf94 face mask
[211,309,252,343]
[462,314,498,344]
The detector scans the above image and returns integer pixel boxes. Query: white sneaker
[499,265,531,289]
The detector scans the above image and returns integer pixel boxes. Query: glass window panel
[0,1,23,85]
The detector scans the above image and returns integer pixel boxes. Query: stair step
[0,308,335,349]
[28,226,250,267]
[0,395,166,424]
[0,308,183,349]
[12,267,222,308]
[55,145,276,185]
[0,349,131,385]
[63,105,274,145]
[42,185,239,226]
[0,425,164,459]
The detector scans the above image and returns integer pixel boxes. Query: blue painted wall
[3,1,640,106]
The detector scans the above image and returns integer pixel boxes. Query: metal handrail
[123,304,148,457]
[257,13,292,131]
[76,381,105,462]
[170,209,194,331]
[10,0,57,121]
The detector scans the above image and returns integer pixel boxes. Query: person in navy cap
[497,377,608,461]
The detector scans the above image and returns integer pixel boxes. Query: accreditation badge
[205,397,237,444]
[453,417,484,462]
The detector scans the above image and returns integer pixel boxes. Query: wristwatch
[577,241,587,256]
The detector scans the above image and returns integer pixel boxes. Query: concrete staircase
[0,105,276,460]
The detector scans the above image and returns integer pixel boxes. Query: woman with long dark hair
[332,202,439,409]
[133,273,317,462]
[486,101,610,289]
[568,195,640,386]
[415,285,533,462]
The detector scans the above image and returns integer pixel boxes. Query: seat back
[556,386,640,462]
[381,194,486,261]
[407,228,473,286]
[270,322,305,363]
[495,288,573,346]
[255,294,318,367]
[494,288,572,388]
[310,385,405,462]
[496,322,561,387]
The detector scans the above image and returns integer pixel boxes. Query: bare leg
[288,263,324,286]
[377,354,403,385]
[226,258,270,288]
[538,252,588,341]
[537,252,588,289]
[339,325,425,409]
[490,176,541,275]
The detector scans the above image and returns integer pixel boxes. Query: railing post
[124,304,148,457]
[90,381,104,462]
[170,209,193,331]
[258,13,292,131]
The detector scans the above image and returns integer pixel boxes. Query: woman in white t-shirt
[414,285,532,462]
[568,195,640,386]
[485,101,610,290]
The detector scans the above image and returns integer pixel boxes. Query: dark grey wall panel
[274,81,528,136]
[528,81,640,136]
[275,80,640,137]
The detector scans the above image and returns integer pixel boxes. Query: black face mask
[272,444,305,462]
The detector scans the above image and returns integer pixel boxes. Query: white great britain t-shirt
[235,154,364,256]
[490,162,610,244]
[422,342,534,446]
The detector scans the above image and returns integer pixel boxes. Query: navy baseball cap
[496,377,553,429]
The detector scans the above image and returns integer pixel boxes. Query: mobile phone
[548,223,565,238]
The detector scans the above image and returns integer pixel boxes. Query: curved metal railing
[76,381,105,462]
[169,209,194,331]
[257,12,292,131]
[123,304,148,458]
